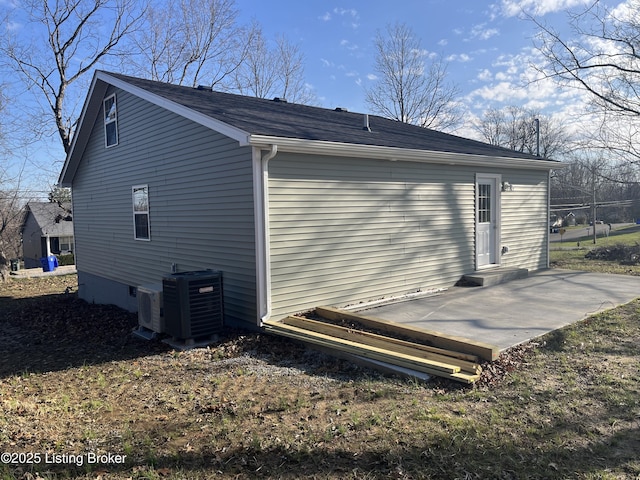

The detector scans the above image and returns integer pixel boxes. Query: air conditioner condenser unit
[162,270,223,342]
[135,283,164,339]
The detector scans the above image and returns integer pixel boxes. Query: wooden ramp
[264,306,500,385]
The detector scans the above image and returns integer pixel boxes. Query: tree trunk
[0,251,9,282]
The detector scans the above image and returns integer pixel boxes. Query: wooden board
[283,316,481,375]
[264,321,480,384]
[315,306,499,362]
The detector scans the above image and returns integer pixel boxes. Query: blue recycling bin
[40,255,58,272]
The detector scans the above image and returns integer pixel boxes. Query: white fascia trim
[248,135,563,170]
[59,73,107,186]
[96,71,251,145]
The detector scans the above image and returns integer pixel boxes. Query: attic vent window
[272,97,287,103]
[335,107,348,112]
[104,94,118,147]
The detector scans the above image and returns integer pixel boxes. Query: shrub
[56,253,75,266]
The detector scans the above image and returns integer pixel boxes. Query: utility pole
[592,167,597,244]
[534,118,540,157]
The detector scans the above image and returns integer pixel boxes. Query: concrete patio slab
[356,269,640,351]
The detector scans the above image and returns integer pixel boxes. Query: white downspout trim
[253,144,277,325]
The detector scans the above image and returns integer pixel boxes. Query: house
[21,202,74,269]
[58,70,560,330]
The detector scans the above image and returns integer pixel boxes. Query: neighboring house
[22,202,74,269]
[58,71,561,330]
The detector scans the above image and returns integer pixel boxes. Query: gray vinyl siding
[72,86,257,327]
[268,154,477,318]
[21,214,42,269]
[268,155,550,319]
[496,168,549,271]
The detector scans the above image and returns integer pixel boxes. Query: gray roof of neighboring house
[24,202,73,237]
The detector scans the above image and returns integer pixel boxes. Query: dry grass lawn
[0,273,639,479]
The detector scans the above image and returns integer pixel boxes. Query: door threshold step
[462,268,528,287]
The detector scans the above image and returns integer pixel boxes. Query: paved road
[549,223,636,243]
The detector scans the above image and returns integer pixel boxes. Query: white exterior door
[476,174,500,269]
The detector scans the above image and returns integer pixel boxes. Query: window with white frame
[132,185,150,240]
[59,236,74,253]
[104,94,118,147]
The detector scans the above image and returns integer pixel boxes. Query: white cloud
[334,7,358,18]
[470,24,499,41]
[471,81,527,102]
[465,46,588,121]
[339,39,360,52]
[319,7,360,27]
[367,73,378,81]
[4,20,21,31]
[438,39,448,46]
[522,99,549,110]
[477,69,493,82]
[500,0,591,17]
[447,53,472,63]
[333,7,360,28]
[609,0,637,21]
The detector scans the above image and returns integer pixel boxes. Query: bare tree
[365,22,462,131]
[48,186,72,204]
[131,0,254,88]
[0,79,24,280]
[474,106,571,159]
[532,1,640,167]
[232,25,279,99]
[232,27,315,103]
[580,111,640,171]
[274,35,315,104]
[0,0,147,155]
[550,151,640,224]
[0,193,24,281]
[0,164,27,282]
[533,1,640,117]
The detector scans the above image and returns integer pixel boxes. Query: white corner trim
[253,145,277,325]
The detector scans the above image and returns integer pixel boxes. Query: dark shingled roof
[105,72,549,161]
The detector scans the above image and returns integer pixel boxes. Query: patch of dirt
[584,243,640,264]
[0,276,368,385]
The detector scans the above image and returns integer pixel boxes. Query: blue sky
[233,0,599,133]
[1,0,628,194]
